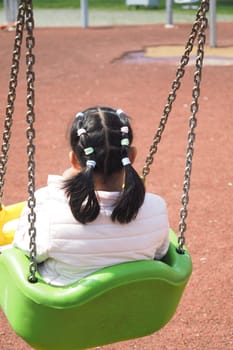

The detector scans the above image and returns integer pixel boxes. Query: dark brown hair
[63,106,145,224]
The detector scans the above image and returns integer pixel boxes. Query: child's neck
[94,171,124,192]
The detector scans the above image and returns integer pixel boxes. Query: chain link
[0,1,26,207]
[177,3,209,253]
[142,0,209,253]
[25,0,37,283]
[142,1,208,180]
[0,0,37,281]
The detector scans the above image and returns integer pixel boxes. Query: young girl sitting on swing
[13,106,170,286]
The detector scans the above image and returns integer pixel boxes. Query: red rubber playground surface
[0,21,232,350]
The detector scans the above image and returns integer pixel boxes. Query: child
[13,106,170,286]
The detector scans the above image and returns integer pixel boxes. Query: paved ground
[0,8,232,27]
[0,8,232,350]
[144,45,233,66]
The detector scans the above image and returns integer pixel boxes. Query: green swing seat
[0,229,192,350]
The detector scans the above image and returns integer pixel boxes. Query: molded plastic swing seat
[0,202,26,246]
[0,229,192,350]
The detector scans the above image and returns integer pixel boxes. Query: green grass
[32,0,126,9]
[0,0,125,10]
[0,0,232,14]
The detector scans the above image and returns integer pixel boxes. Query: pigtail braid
[63,112,100,224]
[63,167,99,224]
[111,164,145,223]
[111,114,145,223]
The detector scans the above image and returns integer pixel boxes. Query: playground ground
[0,13,232,350]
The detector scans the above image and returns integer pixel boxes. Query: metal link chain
[177,4,209,253]
[0,1,26,207]
[142,1,208,180]
[142,0,209,252]
[0,0,37,282]
[25,0,37,282]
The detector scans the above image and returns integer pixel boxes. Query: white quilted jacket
[14,175,170,286]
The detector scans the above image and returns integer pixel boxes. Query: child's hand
[62,167,79,179]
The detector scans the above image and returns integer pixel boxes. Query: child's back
[14,106,170,286]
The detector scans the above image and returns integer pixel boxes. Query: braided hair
[63,106,145,224]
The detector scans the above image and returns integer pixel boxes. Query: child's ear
[69,151,81,171]
[129,146,137,164]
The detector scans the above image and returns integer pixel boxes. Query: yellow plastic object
[0,202,26,246]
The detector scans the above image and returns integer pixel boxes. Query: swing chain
[25,0,37,283]
[142,0,209,181]
[0,1,26,207]
[177,2,209,253]
[142,0,209,252]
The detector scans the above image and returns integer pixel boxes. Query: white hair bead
[77,128,87,136]
[121,157,131,166]
[116,109,124,116]
[86,160,96,168]
[75,112,84,118]
[121,126,129,134]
